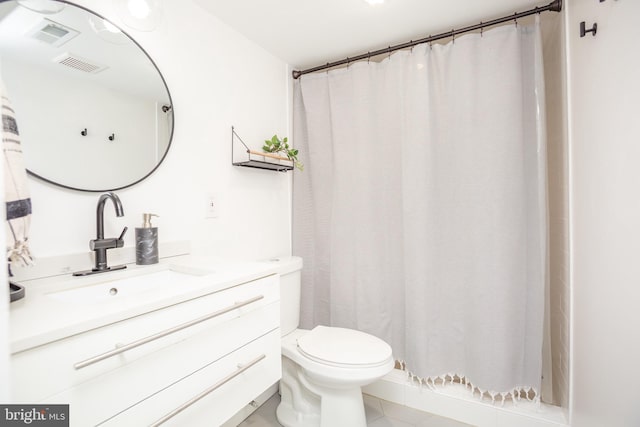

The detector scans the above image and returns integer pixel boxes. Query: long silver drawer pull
[74,295,264,370]
[149,354,266,427]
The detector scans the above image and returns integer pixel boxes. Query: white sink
[47,266,212,304]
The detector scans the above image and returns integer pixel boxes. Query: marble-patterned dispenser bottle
[135,213,159,265]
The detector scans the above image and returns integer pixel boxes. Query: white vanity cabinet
[10,273,281,426]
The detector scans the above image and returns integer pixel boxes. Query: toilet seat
[296,326,392,368]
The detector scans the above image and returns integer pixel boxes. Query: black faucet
[73,192,128,276]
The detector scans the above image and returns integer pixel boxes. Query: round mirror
[0,0,173,191]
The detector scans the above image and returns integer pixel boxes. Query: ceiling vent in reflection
[53,53,108,74]
[28,19,79,47]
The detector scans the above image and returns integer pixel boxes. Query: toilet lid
[297,326,392,367]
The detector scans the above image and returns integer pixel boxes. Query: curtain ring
[388,46,392,60]
[451,29,455,43]
[429,36,433,50]
[367,52,371,64]
[326,63,330,74]
[514,13,518,27]
[346,57,350,68]
[480,22,483,37]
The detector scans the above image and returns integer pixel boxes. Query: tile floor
[238,393,475,427]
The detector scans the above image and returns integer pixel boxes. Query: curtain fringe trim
[396,360,540,407]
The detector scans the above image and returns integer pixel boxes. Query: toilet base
[276,356,368,427]
[277,356,320,426]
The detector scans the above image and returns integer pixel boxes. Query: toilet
[272,257,394,427]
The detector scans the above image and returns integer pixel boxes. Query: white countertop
[9,255,289,354]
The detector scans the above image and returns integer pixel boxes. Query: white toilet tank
[269,256,303,336]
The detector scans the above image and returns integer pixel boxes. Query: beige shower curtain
[293,20,549,401]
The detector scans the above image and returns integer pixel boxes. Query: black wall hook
[580,21,597,37]
[108,134,115,141]
[81,128,87,136]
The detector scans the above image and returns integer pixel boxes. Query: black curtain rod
[292,0,562,79]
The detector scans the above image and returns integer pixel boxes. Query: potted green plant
[262,135,303,171]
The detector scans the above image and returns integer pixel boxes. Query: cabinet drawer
[47,305,279,426]
[11,275,278,404]
[102,330,281,427]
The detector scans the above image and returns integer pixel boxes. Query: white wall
[9,0,293,262]
[567,0,640,426]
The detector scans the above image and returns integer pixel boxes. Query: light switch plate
[205,194,218,218]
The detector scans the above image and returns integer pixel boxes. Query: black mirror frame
[0,0,174,192]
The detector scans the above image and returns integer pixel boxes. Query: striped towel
[2,79,33,271]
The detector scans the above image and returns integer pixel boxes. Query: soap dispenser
[135,213,159,265]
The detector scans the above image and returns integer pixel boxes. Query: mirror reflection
[0,0,173,191]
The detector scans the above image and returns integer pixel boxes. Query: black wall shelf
[231,126,293,172]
